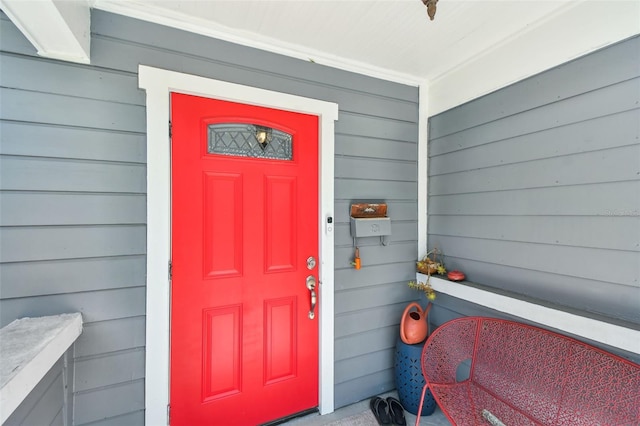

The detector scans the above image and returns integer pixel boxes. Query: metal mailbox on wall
[349,203,391,239]
[350,216,391,238]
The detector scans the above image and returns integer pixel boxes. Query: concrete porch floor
[282,391,451,425]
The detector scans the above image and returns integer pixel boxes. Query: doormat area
[323,410,378,426]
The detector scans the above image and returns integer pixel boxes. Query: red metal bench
[416,317,640,426]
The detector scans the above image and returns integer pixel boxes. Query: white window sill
[417,273,639,355]
[0,313,83,424]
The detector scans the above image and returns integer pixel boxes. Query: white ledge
[0,313,83,424]
[418,273,640,355]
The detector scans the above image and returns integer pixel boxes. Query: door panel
[170,93,319,426]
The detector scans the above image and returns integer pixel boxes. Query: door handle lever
[306,275,317,320]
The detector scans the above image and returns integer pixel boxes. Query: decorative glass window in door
[207,123,293,161]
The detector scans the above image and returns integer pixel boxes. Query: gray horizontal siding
[428,35,640,326]
[0,288,146,325]
[429,109,640,175]
[0,256,145,298]
[73,380,145,425]
[0,6,419,423]
[0,225,146,262]
[430,144,639,195]
[74,316,145,358]
[1,193,146,226]
[429,215,639,251]
[428,181,639,216]
[0,156,146,193]
[74,348,145,392]
[0,88,145,133]
[1,121,146,163]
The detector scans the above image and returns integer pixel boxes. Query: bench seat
[416,317,640,426]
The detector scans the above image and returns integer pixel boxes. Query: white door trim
[138,65,338,426]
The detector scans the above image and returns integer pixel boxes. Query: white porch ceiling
[3,0,639,112]
[92,0,640,112]
[97,0,574,82]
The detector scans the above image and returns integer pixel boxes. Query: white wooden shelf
[417,273,639,355]
[1,313,83,423]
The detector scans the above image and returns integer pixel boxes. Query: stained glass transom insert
[208,123,293,161]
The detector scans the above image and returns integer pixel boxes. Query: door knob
[306,275,317,320]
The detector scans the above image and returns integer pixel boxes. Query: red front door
[170,93,319,425]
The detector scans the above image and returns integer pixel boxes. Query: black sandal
[370,396,392,425]
[386,397,406,426]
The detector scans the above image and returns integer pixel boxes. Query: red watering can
[400,302,432,344]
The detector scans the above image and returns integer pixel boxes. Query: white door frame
[139,65,339,426]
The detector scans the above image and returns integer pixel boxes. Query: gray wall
[427,36,640,339]
[0,10,419,424]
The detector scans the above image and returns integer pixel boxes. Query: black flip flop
[370,396,392,425]
[386,397,406,426]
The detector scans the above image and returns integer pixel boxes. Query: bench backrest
[421,317,640,425]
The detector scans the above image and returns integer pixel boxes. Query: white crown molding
[0,0,90,64]
[92,0,423,87]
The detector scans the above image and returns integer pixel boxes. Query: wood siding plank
[336,135,417,162]
[335,283,415,314]
[430,109,640,175]
[0,88,146,133]
[428,215,640,251]
[0,156,146,193]
[335,303,413,338]
[0,225,146,262]
[429,144,639,196]
[336,157,416,182]
[335,326,398,361]
[335,262,416,291]
[74,317,146,358]
[0,256,146,299]
[0,121,146,163]
[428,181,640,217]
[0,287,146,326]
[335,179,417,200]
[335,349,394,385]
[335,242,417,269]
[73,380,144,425]
[75,410,144,426]
[337,112,417,142]
[0,193,146,226]
[73,348,145,392]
